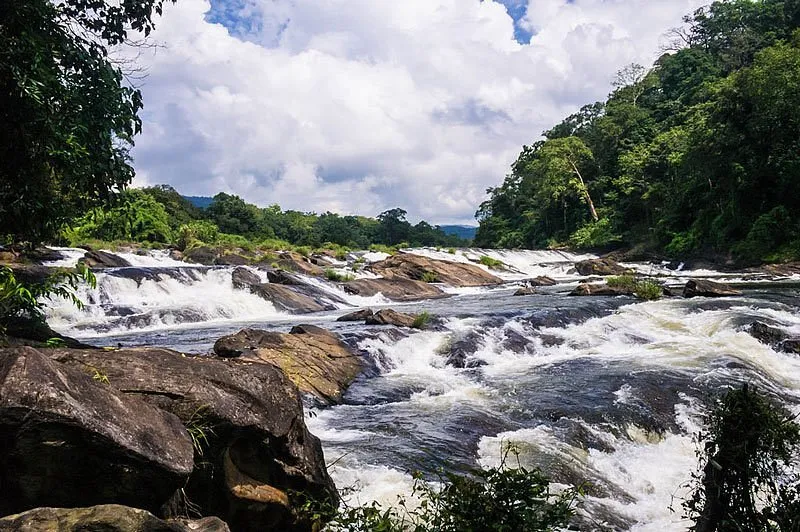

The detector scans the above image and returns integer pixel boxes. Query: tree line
[475,0,800,264]
[61,185,469,250]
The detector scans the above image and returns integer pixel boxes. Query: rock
[80,250,132,269]
[169,249,184,262]
[747,322,800,354]
[276,251,324,276]
[514,286,536,296]
[368,253,502,287]
[529,276,557,286]
[266,269,304,285]
[337,308,374,322]
[184,246,218,265]
[47,346,336,530]
[231,267,261,290]
[365,309,418,328]
[682,279,742,298]
[215,253,249,266]
[574,258,632,276]
[214,327,362,404]
[343,278,446,301]
[173,517,231,532]
[0,505,182,532]
[441,332,487,368]
[569,283,634,296]
[0,347,194,516]
[1,315,93,349]
[250,283,332,313]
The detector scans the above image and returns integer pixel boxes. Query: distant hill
[438,225,477,241]
[184,195,214,209]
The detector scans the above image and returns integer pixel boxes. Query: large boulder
[276,252,324,276]
[747,322,800,354]
[231,267,261,290]
[574,258,631,276]
[215,252,250,266]
[343,278,446,301]
[529,276,557,286]
[266,269,305,286]
[250,283,333,313]
[683,279,742,298]
[365,309,418,328]
[47,346,335,531]
[368,253,502,287]
[0,347,194,516]
[184,246,219,266]
[80,250,132,269]
[213,327,362,405]
[0,505,230,532]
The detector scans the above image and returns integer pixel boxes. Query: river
[43,247,800,530]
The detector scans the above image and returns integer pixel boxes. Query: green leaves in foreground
[300,463,579,532]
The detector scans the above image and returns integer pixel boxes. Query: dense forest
[475,0,800,264]
[60,185,469,251]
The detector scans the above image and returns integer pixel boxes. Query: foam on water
[42,247,197,268]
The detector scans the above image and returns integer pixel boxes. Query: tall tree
[0,0,173,245]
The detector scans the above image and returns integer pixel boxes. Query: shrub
[665,228,700,257]
[301,461,579,531]
[633,280,663,301]
[412,311,432,329]
[682,384,800,531]
[447,248,456,254]
[176,220,220,250]
[324,269,355,282]
[479,255,505,270]
[606,275,638,290]
[421,271,439,283]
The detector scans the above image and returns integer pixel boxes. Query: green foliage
[91,368,110,385]
[0,0,173,245]
[420,271,439,283]
[176,221,220,250]
[476,4,800,263]
[302,461,578,532]
[185,406,216,457]
[0,265,96,332]
[411,312,432,329]
[683,384,800,531]
[325,269,355,283]
[633,280,663,301]
[478,256,505,270]
[606,275,638,290]
[569,218,622,249]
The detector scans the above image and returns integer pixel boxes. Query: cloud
[130,0,705,224]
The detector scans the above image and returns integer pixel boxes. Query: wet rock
[266,269,304,285]
[231,267,260,290]
[169,249,184,262]
[569,283,634,296]
[184,246,218,265]
[529,276,557,286]
[48,346,336,530]
[337,308,374,322]
[343,278,446,301]
[368,253,502,287]
[80,250,132,269]
[441,331,486,368]
[28,247,65,264]
[682,279,742,298]
[215,253,249,266]
[0,347,194,516]
[107,267,164,286]
[514,286,536,296]
[276,251,324,276]
[747,322,800,354]
[365,309,418,328]
[1,316,93,349]
[574,258,632,276]
[214,327,362,405]
[250,283,332,313]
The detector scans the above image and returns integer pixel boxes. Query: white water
[43,246,197,268]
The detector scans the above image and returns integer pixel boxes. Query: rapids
[43,247,800,530]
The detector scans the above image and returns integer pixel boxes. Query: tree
[612,63,650,107]
[0,0,174,245]
[533,137,599,222]
[377,208,412,245]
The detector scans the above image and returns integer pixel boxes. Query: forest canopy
[475,0,800,264]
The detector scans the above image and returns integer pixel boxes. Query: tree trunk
[569,160,599,222]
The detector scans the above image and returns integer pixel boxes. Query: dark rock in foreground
[0,505,230,532]
[214,327,362,405]
[80,250,132,269]
[337,308,374,321]
[575,258,632,276]
[682,279,741,298]
[0,347,194,517]
[266,269,305,285]
[343,278,446,301]
[747,322,800,354]
[47,346,336,531]
[231,266,261,290]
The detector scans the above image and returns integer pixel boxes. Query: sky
[130,0,707,224]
